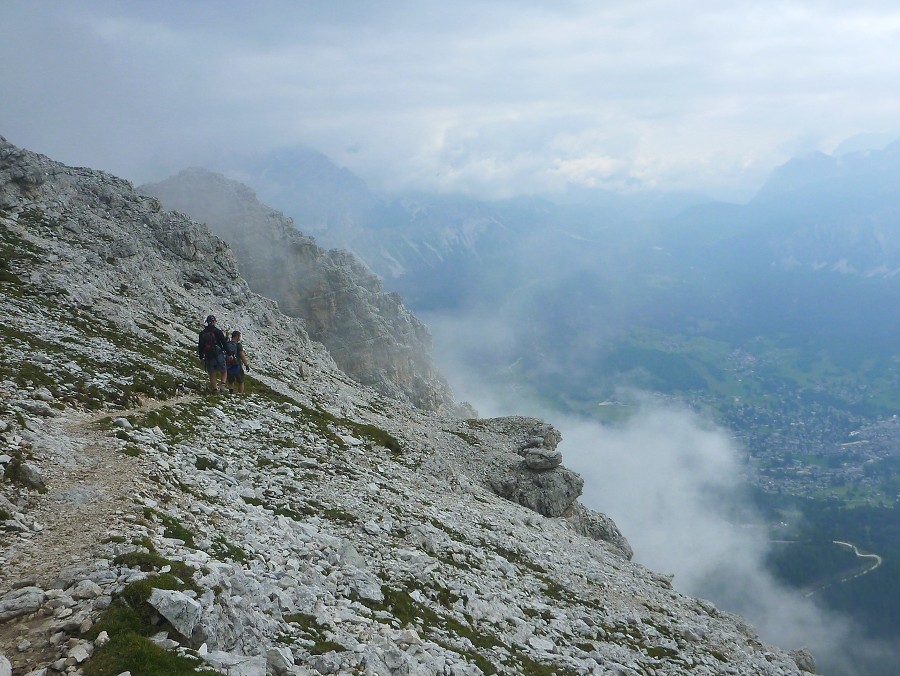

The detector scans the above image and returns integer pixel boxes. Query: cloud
[426,309,896,674]
[556,401,897,675]
[3,1,900,200]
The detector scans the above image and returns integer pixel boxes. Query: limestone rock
[790,648,817,674]
[148,588,202,638]
[15,400,57,417]
[477,417,562,453]
[32,387,54,402]
[566,503,633,560]
[66,642,92,663]
[68,579,103,600]
[202,650,267,676]
[489,465,584,517]
[0,586,46,621]
[521,447,563,470]
[17,462,45,490]
[265,645,295,675]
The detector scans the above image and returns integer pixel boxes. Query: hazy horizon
[4,1,900,202]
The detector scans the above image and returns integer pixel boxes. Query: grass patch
[84,544,210,675]
[101,535,127,544]
[209,535,248,563]
[84,629,220,676]
[140,508,196,548]
[356,584,512,673]
[127,404,199,443]
[428,518,470,545]
[537,575,579,603]
[305,498,357,524]
[347,422,402,455]
[273,506,306,521]
[124,370,186,401]
[283,612,348,655]
[112,551,197,587]
[491,543,547,575]
[448,429,480,446]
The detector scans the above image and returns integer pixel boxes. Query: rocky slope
[0,137,816,675]
[139,169,465,415]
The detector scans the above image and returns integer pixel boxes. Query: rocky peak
[0,137,814,675]
[139,168,468,416]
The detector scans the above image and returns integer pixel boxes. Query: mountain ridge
[0,137,815,675]
[138,168,467,416]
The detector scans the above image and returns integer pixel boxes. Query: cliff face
[139,169,466,415]
[0,137,814,675]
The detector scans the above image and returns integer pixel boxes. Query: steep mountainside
[139,169,464,415]
[0,137,815,675]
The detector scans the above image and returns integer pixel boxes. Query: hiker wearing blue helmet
[198,315,228,393]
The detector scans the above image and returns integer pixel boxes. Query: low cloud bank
[557,404,853,668]
[430,322,895,674]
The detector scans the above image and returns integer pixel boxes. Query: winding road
[803,540,883,597]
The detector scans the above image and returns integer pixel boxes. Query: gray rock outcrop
[566,502,634,559]
[0,587,45,621]
[489,464,585,517]
[140,169,468,415]
[148,588,202,638]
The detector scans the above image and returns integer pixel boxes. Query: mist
[427,310,897,675]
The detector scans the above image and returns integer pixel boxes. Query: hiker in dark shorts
[225,330,251,394]
[198,315,228,393]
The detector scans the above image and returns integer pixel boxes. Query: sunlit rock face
[141,168,468,415]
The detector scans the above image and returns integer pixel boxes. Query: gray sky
[3,0,900,200]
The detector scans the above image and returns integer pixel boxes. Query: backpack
[224,340,239,367]
[199,327,218,359]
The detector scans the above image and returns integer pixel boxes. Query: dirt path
[0,394,194,669]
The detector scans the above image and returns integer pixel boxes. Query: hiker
[198,315,228,393]
[225,330,251,394]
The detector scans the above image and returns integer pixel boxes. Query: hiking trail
[0,394,194,665]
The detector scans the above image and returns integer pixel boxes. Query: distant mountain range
[220,138,900,362]
[220,147,708,307]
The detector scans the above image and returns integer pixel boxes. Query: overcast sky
[3,0,900,200]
